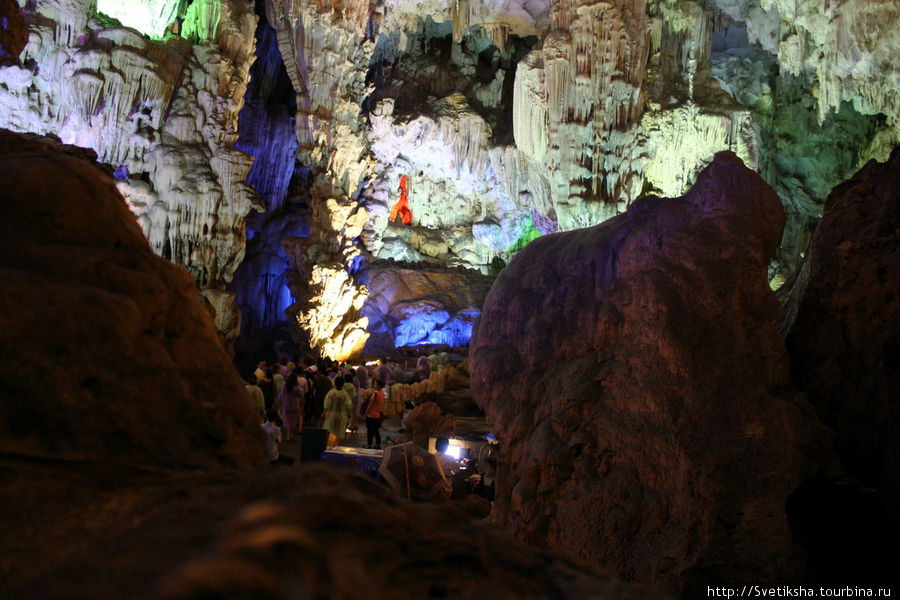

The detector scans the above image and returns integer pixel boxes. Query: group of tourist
[246,356,393,465]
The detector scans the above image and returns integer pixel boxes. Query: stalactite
[760,0,899,126]
[641,101,756,197]
[513,0,651,229]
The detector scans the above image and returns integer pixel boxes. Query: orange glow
[390,175,412,225]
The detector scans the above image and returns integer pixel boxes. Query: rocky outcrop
[2,465,669,600]
[781,148,900,503]
[470,152,832,594]
[0,130,265,470]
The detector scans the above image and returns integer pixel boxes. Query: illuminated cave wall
[1,0,897,360]
[228,0,305,356]
[0,0,260,353]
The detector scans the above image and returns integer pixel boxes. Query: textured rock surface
[470,152,831,593]
[360,262,494,355]
[0,0,27,60]
[757,0,900,129]
[1,466,668,600]
[0,130,265,470]
[781,148,900,503]
[0,0,260,347]
[1,0,898,359]
[0,132,665,600]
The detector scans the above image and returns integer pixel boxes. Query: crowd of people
[244,356,392,465]
[244,353,495,510]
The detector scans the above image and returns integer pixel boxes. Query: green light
[506,215,542,253]
[181,0,220,42]
[95,0,180,39]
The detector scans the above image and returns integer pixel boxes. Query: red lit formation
[390,174,412,225]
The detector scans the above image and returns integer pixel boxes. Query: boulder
[782,147,900,502]
[0,130,265,470]
[470,152,832,594]
[3,466,669,600]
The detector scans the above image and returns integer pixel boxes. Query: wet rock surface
[471,152,834,593]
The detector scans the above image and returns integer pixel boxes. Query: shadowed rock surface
[470,152,834,594]
[0,131,266,471]
[2,466,668,600]
[0,0,27,61]
[782,147,900,502]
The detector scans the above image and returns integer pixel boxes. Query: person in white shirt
[261,410,293,466]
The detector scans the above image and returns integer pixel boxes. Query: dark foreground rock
[0,131,265,471]
[778,148,900,584]
[471,152,833,594]
[2,465,667,600]
[782,147,900,503]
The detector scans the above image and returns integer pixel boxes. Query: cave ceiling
[0,0,896,359]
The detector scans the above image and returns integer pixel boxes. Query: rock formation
[0,134,667,600]
[0,129,265,470]
[359,261,493,355]
[0,0,27,60]
[781,147,900,504]
[2,466,669,600]
[0,0,260,351]
[470,152,833,594]
[229,3,303,355]
[1,0,897,359]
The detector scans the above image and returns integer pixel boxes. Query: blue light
[427,309,479,346]
[394,308,451,347]
[349,254,364,274]
[393,307,480,348]
[276,282,294,315]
